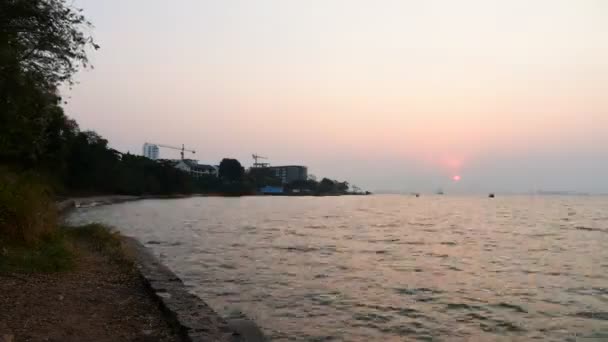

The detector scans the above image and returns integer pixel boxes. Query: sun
[452,175,461,182]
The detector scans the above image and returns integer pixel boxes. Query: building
[259,186,284,195]
[269,165,308,184]
[173,159,218,177]
[142,143,159,160]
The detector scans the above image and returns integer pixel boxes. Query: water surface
[68,195,608,341]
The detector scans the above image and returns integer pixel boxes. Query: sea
[67,195,608,341]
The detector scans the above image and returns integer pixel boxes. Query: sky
[64,0,608,193]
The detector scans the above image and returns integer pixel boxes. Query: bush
[0,232,74,273]
[67,224,133,267]
[0,169,58,245]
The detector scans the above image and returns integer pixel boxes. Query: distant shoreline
[58,192,373,212]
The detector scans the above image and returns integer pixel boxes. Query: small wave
[408,222,435,227]
[460,312,488,321]
[567,287,608,296]
[274,246,320,253]
[369,238,400,243]
[353,303,427,320]
[480,319,525,333]
[305,224,327,229]
[352,312,393,324]
[445,303,487,311]
[215,290,239,296]
[575,226,606,233]
[395,287,442,296]
[492,302,527,313]
[219,263,236,269]
[571,312,608,320]
[447,266,463,271]
[305,292,343,306]
[426,252,448,258]
[440,241,457,246]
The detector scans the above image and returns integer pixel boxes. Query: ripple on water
[491,302,528,313]
[67,195,608,341]
[395,287,443,296]
[440,241,457,246]
[571,312,608,321]
[274,245,320,253]
[575,226,607,233]
[352,312,393,324]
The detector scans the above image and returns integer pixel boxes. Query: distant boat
[488,193,495,198]
[436,189,444,195]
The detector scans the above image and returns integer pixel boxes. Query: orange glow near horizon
[60,0,608,193]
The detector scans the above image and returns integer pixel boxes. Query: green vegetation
[0,0,210,197]
[0,0,360,272]
[0,231,74,273]
[284,177,351,195]
[0,170,58,244]
[67,223,132,266]
[219,158,245,182]
[0,223,129,273]
[1,0,356,198]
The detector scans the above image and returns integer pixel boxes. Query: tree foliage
[0,0,97,165]
[0,0,353,199]
[0,0,98,87]
[219,158,244,182]
[285,177,350,195]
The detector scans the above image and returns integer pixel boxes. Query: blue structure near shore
[259,186,284,195]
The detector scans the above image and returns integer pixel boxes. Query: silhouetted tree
[336,181,349,193]
[219,158,244,182]
[317,178,336,194]
[0,0,97,165]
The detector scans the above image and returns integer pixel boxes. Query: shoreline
[123,236,265,342]
[57,202,268,341]
[58,192,372,213]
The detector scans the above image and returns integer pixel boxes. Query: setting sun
[452,175,461,182]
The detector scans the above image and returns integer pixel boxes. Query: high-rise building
[143,143,159,160]
[269,165,308,184]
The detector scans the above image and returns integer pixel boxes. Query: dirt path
[0,241,179,342]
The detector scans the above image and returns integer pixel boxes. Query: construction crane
[252,154,269,168]
[149,143,196,160]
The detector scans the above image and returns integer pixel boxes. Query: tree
[0,0,98,165]
[0,0,98,87]
[317,178,336,194]
[219,158,244,182]
[336,181,349,193]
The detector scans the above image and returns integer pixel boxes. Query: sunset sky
[65,0,608,193]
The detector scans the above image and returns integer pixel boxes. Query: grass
[0,232,75,273]
[67,223,132,266]
[0,169,131,274]
[0,224,131,274]
[0,168,58,245]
